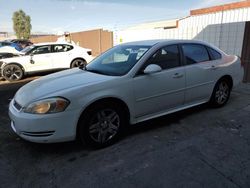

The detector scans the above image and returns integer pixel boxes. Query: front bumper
[8,99,80,143]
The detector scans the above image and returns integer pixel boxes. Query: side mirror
[143,64,162,74]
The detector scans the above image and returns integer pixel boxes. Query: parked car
[9,40,243,148]
[0,39,32,60]
[0,40,24,60]
[0,41,22,51]
[0,42,93,81]
[8,39,33,49]
[0,41,12,48]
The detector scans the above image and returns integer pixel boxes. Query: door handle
[173,73,183,79]
[210,65,218,70]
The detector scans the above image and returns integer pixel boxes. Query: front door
[133,45,185,119]
[27,45,53,72]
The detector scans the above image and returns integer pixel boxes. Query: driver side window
[141,45,180,72]
[149,45,180,70]
[31,45,51,55]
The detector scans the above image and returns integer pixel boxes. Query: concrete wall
[115,6,250,82]
[31,29,113,56]
[115,22,245,56]
[115,6,250,53]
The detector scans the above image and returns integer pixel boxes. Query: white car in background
[9,40,243,148]
[0,42,93,81]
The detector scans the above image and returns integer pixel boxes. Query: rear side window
[53,45,73,53]
[207,47,222,60]
[182,44,210,65]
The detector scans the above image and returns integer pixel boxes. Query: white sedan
[0,42,93,81]
[9,40,243,148]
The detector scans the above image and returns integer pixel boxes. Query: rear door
[51,44,74,69]
[182,44,222,104]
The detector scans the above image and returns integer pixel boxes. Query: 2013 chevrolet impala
[9,40,243,148]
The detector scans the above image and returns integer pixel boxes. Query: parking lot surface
[0,81,250,188]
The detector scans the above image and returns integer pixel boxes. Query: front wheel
[78,103,126,148]
[2,64,24,82]
[210,79,231,107]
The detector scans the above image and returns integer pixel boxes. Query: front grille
[13,100,22,111]
[21,131,55,137]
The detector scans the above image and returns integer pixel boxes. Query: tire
[2,64,24,82]
[71,59,86,68]
[78,102,126,148]
[210,79,231,108]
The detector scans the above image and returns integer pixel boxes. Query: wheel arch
[70,57,86,68]
[76,97,131,137]
[216,75,233,90]
[3,62,25,71]
[209,74,233,102]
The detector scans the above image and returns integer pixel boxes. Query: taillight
[87,51,92,56]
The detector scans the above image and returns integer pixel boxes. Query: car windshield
[86,45,151,76]
[21,45,35,54]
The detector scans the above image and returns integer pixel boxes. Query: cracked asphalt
[0,80,250,188]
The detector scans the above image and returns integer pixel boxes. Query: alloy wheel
[88,109,120,144]
[215,81,229,105]
[71,59,86,68]
[3,65,23,81]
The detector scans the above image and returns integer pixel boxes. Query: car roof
[33,42,73,46]
[122,39,213,47]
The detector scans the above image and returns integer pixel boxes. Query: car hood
[0,46,20,54]
[1,54,26,62]
[15,68,114,106]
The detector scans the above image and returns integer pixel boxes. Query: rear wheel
[71,59,86,68]
[2,64,24,82]
[210,79,231,107]
[78,102,126,148]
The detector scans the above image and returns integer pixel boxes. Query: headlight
[23,97,70,114]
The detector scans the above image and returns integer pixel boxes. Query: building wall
[30,29,113,56]
[115,5,250,81]
[180,7,250,28]
[31,35,58,43]
[115,7,250,56]
[116,22,245,56]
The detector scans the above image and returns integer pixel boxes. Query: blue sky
[0,0,244,34]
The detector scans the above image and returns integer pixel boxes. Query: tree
[12,10,32,39]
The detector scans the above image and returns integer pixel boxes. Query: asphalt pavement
[0,81,250,188]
